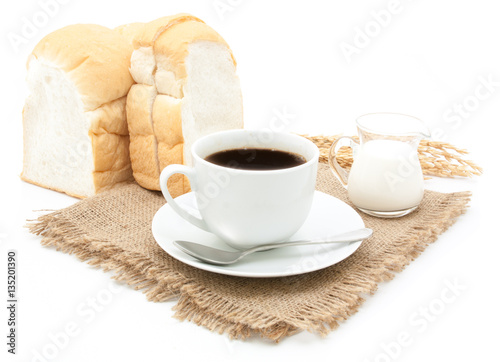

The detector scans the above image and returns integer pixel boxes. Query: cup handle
[328,136,359,187]
[159,164,210,232]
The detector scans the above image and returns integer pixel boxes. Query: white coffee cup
[160,129,319,250]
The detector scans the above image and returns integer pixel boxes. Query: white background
[1,0,499,361]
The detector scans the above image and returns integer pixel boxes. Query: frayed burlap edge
[170,192,472,341]
[27,190,471,342]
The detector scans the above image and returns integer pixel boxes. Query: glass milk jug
[329,113,430,218]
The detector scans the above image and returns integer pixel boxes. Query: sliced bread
[22,24,135,198]
[120,14,244,194]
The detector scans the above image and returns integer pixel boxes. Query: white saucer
[151,191,365,278]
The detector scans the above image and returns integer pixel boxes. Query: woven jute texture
[28,163,471,342]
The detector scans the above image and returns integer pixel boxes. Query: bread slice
[122,14,243,193]
[21,24,135,198]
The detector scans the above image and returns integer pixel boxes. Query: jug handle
[328,136,359,187]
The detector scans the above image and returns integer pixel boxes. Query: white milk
[347,139,424,211]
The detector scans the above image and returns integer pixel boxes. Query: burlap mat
[28,163,471,341]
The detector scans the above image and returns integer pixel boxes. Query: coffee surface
[204,148,306,170]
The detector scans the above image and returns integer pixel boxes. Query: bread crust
[89,96,134,192]
[126,84,161,190]
[31,24,135,111]
[153,94,188,195]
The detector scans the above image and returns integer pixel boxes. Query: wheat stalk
[303,135,482,178]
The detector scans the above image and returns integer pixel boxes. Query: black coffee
[205,148,306,170]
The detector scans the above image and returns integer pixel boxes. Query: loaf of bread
[117,14,243,195]
[22,15,243,199]
[22,24,135,198]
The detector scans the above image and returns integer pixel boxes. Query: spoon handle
[242,228,373,256]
